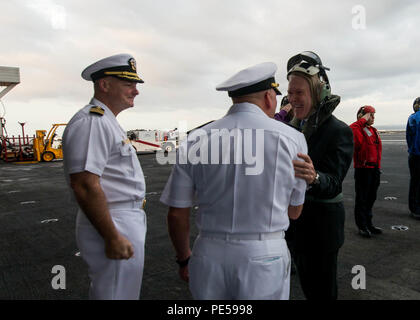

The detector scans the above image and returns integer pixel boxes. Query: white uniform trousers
[76,207,147,300]
[189,234,290,300]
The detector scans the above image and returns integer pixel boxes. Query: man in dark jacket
[350,106,383,237]
[406,97,420,220]
[287,51,353,300]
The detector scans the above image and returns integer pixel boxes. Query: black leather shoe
[358,228,372,238]
[367,225,383,234]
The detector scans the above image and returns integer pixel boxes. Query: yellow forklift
[1,68,66,163]
[33,123,66,162]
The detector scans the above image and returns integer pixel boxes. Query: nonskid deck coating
[0,131,419,300]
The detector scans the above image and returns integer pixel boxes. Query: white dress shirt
[63,98,145,204]
[160,102,307,233]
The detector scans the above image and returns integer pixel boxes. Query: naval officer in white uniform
[63,54,146,300]
[160,62,308,300]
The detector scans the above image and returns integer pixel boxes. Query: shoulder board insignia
[90,106,105,116]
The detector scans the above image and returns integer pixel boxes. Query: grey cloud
[1,0,419,132]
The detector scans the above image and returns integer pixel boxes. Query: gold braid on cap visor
[271,83,280,88]
[104,71,143,81]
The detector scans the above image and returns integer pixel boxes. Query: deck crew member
[160,62,307,300]
[350,106,383,237]
[406,97,420,220]
[288,51,353,300]
[63,53,146,300]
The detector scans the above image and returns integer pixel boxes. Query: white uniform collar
[90,98,125,133]
[90,98,119,119]
[226,102,267,117]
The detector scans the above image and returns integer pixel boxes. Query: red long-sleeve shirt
[350,118,382,168]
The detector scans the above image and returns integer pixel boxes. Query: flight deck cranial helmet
[413,97,420,112]
[287,51,331,103]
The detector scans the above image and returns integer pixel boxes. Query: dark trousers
[354,168,381,229]
[409,154,420,215]
[294,250,339,300]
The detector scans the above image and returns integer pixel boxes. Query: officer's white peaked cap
[216,62,281,97]
[81,53,144,83]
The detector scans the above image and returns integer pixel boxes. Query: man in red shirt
[350,106,383,238]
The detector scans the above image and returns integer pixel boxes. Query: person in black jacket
[286,52,353,300]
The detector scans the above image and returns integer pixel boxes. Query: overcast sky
[1,0,419,136]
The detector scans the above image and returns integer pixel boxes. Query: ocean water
[376,124,405,131]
